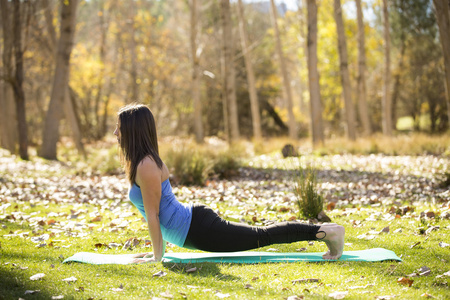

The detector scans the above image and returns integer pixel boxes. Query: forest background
[0,0,449,160]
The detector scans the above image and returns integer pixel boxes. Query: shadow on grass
[0,268,56,300]
[163,262,241,281]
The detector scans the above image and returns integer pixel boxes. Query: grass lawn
[1,147,449,299]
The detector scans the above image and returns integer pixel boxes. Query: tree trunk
[391,40,406,129]
[433,0,450,126]
[64,86,86,158]
[220,0,240,142]
[0,0,17,153]
[128,0,138,103]
[11,0,28,160]
[355,0,372,136]
[40,0,78,160]
[237,0,262,140]
[270,0,296,139]
[94,0,107,139]
[190,0,204,143]
[306,0,324,146]
[382,0,393,135]
[333,0,357,140]
[42,0,57,49]
[296,0,308,114]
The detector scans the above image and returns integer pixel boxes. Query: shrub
[164,145,211,186]
[293,166,324,219]
[212,150,242,179]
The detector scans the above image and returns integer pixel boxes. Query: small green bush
[293,166,324,219]
[212,150,241,179]
[164,146,211,186]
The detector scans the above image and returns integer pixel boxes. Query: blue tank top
[128,179,192,247]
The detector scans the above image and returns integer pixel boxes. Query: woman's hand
[131,252,152,258]
[130,253,157,264]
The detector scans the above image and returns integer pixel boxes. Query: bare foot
[316,224,345,260]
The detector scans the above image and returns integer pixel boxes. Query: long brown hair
[117,103,163,183]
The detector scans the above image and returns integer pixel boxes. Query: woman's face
[113,120,120,144]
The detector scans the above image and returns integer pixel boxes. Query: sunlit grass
[1,136,449,299]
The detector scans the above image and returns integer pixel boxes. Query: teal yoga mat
[63,248,401,265]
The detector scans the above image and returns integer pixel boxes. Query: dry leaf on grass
[214,292,230,298]
[51,295,64,299]
[160,291,173,298]
[30,273,45,280]
[287,296,304,300]
[328,291,348,299]
[292,278,320,284]
[62,276,77,283]
[410,242,421,248]
[24,290,40,295]
[185,267,197,273]
[112,283,124,292]
[438,242,449,248]
[152,270,167,277]
[397,277,414,287]
[244,284,254,289]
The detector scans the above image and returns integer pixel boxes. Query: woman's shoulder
[137,156,161,173]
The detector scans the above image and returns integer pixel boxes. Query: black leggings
[183,205,321,252]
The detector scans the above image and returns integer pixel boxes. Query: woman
[114,103,345,263]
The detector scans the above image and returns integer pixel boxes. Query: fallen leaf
[24,290,40,295]
[75,287,84,292]
[51,295,64,299]
[244,284,254,289]
[91,215,102,222]
[417,266,431,276]
[410,242,421,248]
[381,226,390,233]
[160,291,173,298]
[30,273,45,281]
[328,291,348,299]
[397,277,413,287]
[287,296,304,300]
[438,242,449,248]
[62,276,77,283]
[185,267,197,273]
[375,296,397,300]
[435,271,450,279]
[152,270,167,277]
[292,278,320,284]
[421,293,434,298]
[112,283,124,292]
[214,292,230,298]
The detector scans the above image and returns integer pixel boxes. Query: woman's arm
[135,157,165,261]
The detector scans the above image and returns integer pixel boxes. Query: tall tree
[355,0,372,136]
[306,0,324,145]
[432,0,450,125]
[220,0,240,142]
[40,0,79,160]
[42,0,85,157]
[190,0,204,143]
[0,0,17,153]
[127,0,138,103]
[333,0,357,140]
[382,0,393,135]
[270,0,296,139]
[237,0,262,140]
[11,0,28,159]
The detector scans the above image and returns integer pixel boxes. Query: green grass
[1,141,450,299]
